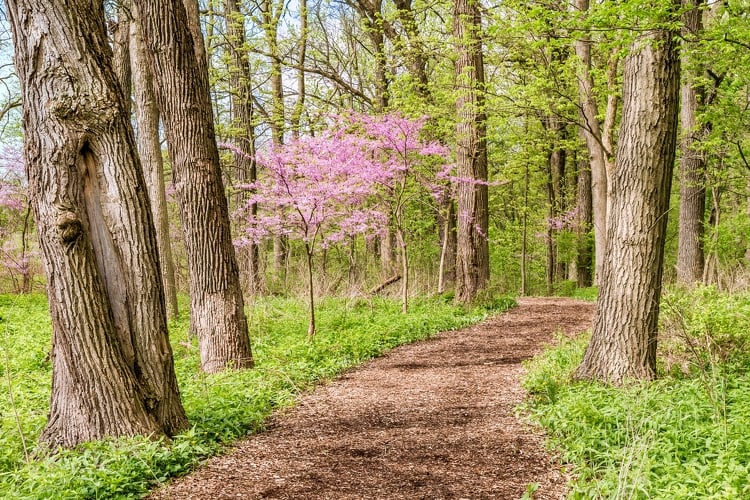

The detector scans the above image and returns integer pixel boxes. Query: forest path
[150,297,595,499]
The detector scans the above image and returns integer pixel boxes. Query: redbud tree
[227,112,451,335]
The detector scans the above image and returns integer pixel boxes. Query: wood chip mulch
[149,297,595,499]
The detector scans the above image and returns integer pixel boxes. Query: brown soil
[150,297,594,500]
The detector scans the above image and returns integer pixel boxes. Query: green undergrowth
[0,293,514,499]
[522,286,750,499]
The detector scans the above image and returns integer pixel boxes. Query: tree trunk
[111,1,131,115]
[453,0,490,303]
[576,131,594,288]
[130,4,180,319]
[225,0,262,295]
[573,0,609,285]
[7,0,187,448]
[576,16,681,384]
[676,0,707,285]
[393,0,430,99]
[290,0,308,137]
[437,200,457,294]
[261,0,289,279]
[134,0,254,373]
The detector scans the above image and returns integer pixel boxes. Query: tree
[133,0,254,373]
[231,130,386,336]
[453,0,490,303]
[572,0,611,285]
[6,0,187,447]
[676,0,708,285]
[129,2,180,319]
[576,3,681,383]
[224,0,262,294]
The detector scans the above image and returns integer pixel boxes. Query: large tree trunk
[573,0,609,285]
[225,0,262,295]
[453,0,490,303]
[576,15,681,384]
[676,0,707,285]
[7,0,187,448]
[130,4,180,319]
[134,0,253,373]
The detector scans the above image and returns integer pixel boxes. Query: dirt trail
[151,297,595,499]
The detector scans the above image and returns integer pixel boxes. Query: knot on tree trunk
[57,211,83,243]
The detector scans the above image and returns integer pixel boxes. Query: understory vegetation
[523,286,750,499]
[0,293,513,498]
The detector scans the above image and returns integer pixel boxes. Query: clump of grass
[0,293,514,498]
[522,286,750,499]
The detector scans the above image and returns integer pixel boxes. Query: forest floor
[149,297,595,499]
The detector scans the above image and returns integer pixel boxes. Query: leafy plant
[522,287,750,498]
[0,293,513,498]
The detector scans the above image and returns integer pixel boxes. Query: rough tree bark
[453,0,490,303]
[7,0,187,448]
[129,3,180,319]
[573,0,610,285]
[676,0,707,285]
[576,13,681,384]
[225,0,262,294]
[576,130,594,288]
[134,0,254,373]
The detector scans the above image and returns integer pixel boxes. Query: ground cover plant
[0,293,513,498]
[522,286,750,499]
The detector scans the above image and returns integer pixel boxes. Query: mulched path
[150,297,595,499]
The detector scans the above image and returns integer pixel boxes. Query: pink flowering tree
[0,144,34,293]
[228,112,452,331]
[342,112,452,313]
[226,131,387,337]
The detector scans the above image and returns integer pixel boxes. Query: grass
[0,293,514,499]
[522,285,750,499]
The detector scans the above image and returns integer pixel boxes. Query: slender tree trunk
[577,15,681,384]
[576,131,594,288]
[521,160,530,296]
[290,0,308,137]
[396,228,409,313]
[453,0,490,303]
[437,200,456,294]
[545,153,556,296]
[225,0,262,294]
[130,4,180,319]
[260,0,289,279]
[677,0,707,285]
[305,244,316,337]
[134,0,254,373]
[573,0,609,285]
[393,0,430,99]
[8,0,187,448]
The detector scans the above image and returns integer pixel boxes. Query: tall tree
[576,4,681,384]
[676,0,708,285]
[576,130,594,287]
[573,0,611,284]
[453,0,490,302]
[129,3,180,318]
[7,0,187,447]
[225,0,262,294]
[134,0,254,373]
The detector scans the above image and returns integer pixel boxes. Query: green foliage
[0,293,513,498]
[523,288,750,498]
